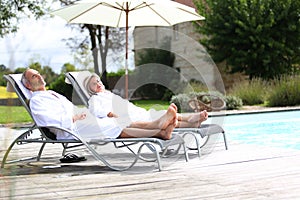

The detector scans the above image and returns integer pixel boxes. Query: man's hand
[73,113,87,122]
[107,112,118,118]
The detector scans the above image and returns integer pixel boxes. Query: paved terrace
[1,107,300,199]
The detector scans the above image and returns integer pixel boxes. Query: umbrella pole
[125,3,129,99]
[125,31,128,99]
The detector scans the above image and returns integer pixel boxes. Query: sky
[0,15,135,74]
[0,1,137,74]
[0,14,81,73]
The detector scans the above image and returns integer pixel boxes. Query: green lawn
[131,99,169,110]
[0,105,32,124]
[0,100,169,124]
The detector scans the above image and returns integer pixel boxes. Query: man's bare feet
[160,122,176,140]
[158,104,177,130]
[187,110,208,123]
[170,103,178,112]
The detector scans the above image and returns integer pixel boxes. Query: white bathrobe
[29,90,122,140]
[88,91,166,129]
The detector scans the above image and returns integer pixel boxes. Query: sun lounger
[65,71,228,158]
[1,73,189,171]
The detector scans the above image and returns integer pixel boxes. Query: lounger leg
[222,132,228,150]
[182,132,201,158]
[37,143,47,161]
[154,148,162,171]
[1,141,17,168]
[143,143,162,171]
[85,141,141,171]
[61,143,68,156]
[182,143,189,162]
[1,132,37,168]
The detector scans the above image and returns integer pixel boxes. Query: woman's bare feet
[187,110,208,123]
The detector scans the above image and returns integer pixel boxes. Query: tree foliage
[0,0,46,37]
[76,24,125,88]
[194,0,300,80]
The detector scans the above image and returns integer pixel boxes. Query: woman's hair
[83,73,100,96]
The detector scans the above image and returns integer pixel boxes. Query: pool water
[216,110,300,150]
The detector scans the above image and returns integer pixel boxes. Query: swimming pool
[213,110,300,150]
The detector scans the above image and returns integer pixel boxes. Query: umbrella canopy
[51,0,205,98]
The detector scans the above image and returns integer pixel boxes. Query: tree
[0,64,12,86]
[49,63,76,100]
[63,24,125,89]
[0,0,46,37]
[194,0,300,80]
[28,62,42,72]
[81,25,125,87]
[60,62,76,74]
[42,66,58,84]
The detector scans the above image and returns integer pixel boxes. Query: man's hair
[21,68,30,88]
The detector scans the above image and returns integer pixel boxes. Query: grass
[1,86,31,124]
[0,106,32,124]
[0,99,169,125]
[131,100,170,110]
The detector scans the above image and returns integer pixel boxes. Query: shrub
[225,95,243,110]
[188,79,208,93]
[170,91,242,112]
[49,74,73,101]
[229,78,267,105]
[267,76,300,107]
[170,93,193,113]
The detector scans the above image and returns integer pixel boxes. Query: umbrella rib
[68,3,102,23]
[144,4,172,25]
[177,7,205,19]
[131,2,154,11]
[115,2,128,28]
[114,2,153,27]
[68,2,128,24]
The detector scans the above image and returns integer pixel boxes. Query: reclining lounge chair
[1,73,189,171]
[65,71,228,158]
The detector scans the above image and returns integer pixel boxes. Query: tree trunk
[97,26,110,88]
[86,24,100,75]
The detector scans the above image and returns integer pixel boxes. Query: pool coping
[210,106,300,117]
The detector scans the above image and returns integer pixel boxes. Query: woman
[84,73,208,128]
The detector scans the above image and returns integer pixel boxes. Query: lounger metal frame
[65,71,228,158]
[1,74,189,171]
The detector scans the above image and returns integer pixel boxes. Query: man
[21,68,177,140]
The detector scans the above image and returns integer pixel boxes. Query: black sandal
[59,153,87,163]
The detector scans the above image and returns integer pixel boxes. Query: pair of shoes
[59,153,87,163]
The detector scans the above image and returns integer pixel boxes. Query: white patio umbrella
[51,0,205,98]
